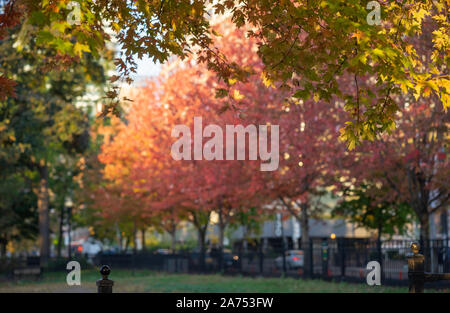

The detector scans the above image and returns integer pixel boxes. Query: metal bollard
[96,265,114,293]
[407,242,425,293]
[407,241,450,293]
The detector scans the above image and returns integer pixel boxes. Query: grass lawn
[0,270,425,293]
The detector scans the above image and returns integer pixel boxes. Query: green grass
[0,270,443,293]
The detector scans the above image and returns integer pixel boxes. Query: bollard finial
[97,265,114,293]
[100,265,111,279]
[411,242,420,254]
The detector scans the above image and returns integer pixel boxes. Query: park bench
[407,242,450,293]
[12,257,42,280]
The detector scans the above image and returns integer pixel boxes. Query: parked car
[98,246,120,255]
[154,248,171,255]
[71,238,103,258]
[275,250,304,270]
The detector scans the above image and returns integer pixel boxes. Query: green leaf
[35,31,55,45]
[215,88,228,99]
[29,11,47,27]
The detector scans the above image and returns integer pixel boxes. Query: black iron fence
[93,242,450,294]
[89,239,450,287]
[2,239,449,289]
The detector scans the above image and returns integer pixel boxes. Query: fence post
[97,265,114,293]
[407,242,425,293]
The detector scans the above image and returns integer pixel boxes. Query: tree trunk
[124,237,129,253]
[407,168,432,271]
[0,239,7,260]
[116,223,122,253]
[169,224,177,253]
[419,213,431,272]
[198,228,207,272]
[38,165,50,267]
[57,204,64,258]
[377,224,383,279]
[133,219,138,255]
[191,211,210,272]
[218,208,227,272]
[299,202,310,278]
[218,210,226,250]
[141,229,146,252]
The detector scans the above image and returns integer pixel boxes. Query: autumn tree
[1,0,448,145]
[94,19,288,270]
[0,171,38,258]
[0,19,108,264]
[332,184,413,266]
[257,94,347,277]
[343,98,449,270]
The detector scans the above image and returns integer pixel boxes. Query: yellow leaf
[399,80,408,94]
[372,48,385,58]
[352,31,363,44]
[212,29,222,37]
[111,22,121,32]
[429,67,440,75]
[233,89,244,100]
[413,8,429,22]
[405,44,414,55]
[73,42,90,57]
[348,140,356,151]
[261,71,275,88]
[442,93,449,111]
[313,93,319,102]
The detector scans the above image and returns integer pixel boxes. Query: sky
[134,56,162,81]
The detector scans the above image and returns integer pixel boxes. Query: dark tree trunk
[407,168,432,271]
[57,204,64,258]
[116,223,122,253]
[217,207,227,272]
[377,224,384,279]
[198,228,207,272]
[133,219,137,255]
[299,202,311,278]
[124,237,129,253]
[141,229,146,252]
[169,224,177,253]
[38,165,50,267]
[419,213,431,272]
[0,239,7,260]
[191,211,210,272]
